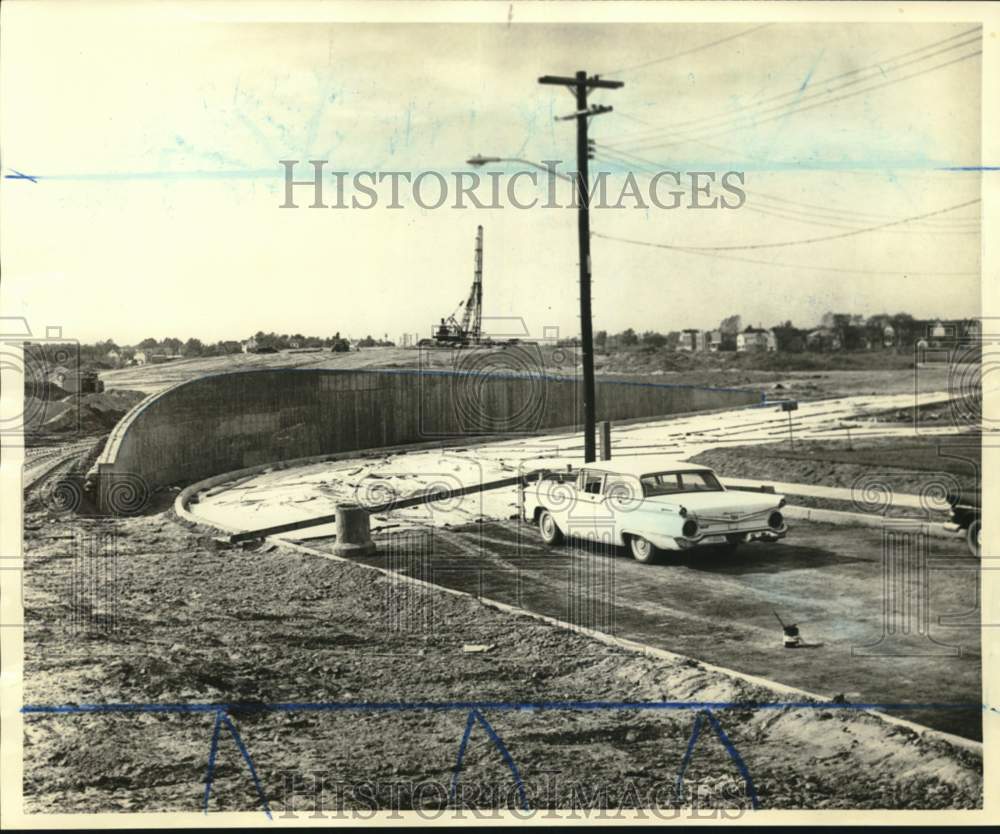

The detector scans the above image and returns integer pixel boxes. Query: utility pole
[539,71,623,462]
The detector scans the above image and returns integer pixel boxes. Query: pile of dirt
[18,503,982,814]
[24,389,146,436]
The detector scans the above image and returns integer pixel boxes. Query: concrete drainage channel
[173,463,982,755]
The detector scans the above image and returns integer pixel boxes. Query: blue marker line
[938,166,1000,171]
[220,713,273,820]
[5,169,39,182]
[674,710,705,803]
[202,709,224,814]
[450,709,529,812]
[21,698,980,820]
[674,711,760,810]
[449,710,478,803]
[202,710,272,819]
[20,699,981,715]
[470,710,530,812]
[703,710,760,810]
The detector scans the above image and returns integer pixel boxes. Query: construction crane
[431,225,483,347]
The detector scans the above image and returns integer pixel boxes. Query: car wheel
[967,519,981,558]
[538,510,564,546]
[629,535,659,564]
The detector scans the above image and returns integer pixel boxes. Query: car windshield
[640,470,723,496]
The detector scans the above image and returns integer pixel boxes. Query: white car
[520,456,788,563]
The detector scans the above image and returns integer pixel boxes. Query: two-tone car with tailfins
[521,456,788,563]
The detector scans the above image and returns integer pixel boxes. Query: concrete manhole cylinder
[332,502,376,557]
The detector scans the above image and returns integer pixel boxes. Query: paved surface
[190,390,963,542]
[334,518,983,740]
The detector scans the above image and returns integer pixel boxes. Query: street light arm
[466,154,577,184]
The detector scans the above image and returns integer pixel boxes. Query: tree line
[587,312,977,353]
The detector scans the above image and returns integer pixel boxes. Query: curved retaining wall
[94,365,760,509]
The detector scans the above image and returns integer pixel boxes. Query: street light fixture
[465,154,577,183]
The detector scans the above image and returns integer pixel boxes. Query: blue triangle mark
[203,709,272,819]
[675,709,760,810]
[450,708,529,811]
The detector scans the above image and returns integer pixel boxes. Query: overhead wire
[603,26,981,146]
[590,198,980,251]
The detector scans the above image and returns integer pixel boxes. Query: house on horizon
[806,327,842,351]
[736,326,777,352]
[677,329,708,352]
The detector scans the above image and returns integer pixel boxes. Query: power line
[591,198,980,252]
[592,232,979,276]
[612,49,982,155]
[602,24,774,76]
[603,27,981,146]
[739,202,977,235]
[746,190,979,228]
[591,148,980,232]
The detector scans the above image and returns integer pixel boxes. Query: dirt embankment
[24,389,146,441]
[20,504,981,814]
[692,435,980,498]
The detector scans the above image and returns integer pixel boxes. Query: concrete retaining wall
[94,364,760,509]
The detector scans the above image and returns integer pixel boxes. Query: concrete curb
[783,504,956,538]
[722,476,943,512]
[173,483,981,755]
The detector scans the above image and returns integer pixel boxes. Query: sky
[1,4,984,345]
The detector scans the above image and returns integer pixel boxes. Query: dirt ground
[691,433,981,497]
[19,502,982,815]
[18,354,982,815]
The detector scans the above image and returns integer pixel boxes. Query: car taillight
[768,511,784,530]
[778,498,786,508]
[682,519,699,538]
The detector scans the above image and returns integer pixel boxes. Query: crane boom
[432,225,484,346]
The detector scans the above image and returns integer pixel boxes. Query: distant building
[242,337,258,353]
[707,330,723,352]
[736,327,777,352]
[806,328,842,351]
[882,324,896,348]
[106,349,121,367]
[132,351,148,365]
[677,329,708,352]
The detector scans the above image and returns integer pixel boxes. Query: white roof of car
[539,455,711,477]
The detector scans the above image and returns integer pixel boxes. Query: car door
[603,474,642,544]
[566,469,611,541]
